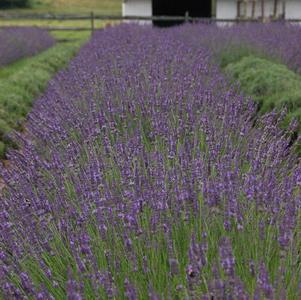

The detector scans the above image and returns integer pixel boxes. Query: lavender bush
[0,27,55,67]
[0,24,300,299]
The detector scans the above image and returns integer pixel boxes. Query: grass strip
[0,39,85,157]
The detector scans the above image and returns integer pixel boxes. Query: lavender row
[0,27,55,67]
[231,23,301,73]
[0,24,300,299]
[199,22,301,73]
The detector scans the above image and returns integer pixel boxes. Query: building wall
[122,0,152,17]
[216,0,237,19]
[122,0,301,20]
[286,0,301,19]
[216,0,301,20]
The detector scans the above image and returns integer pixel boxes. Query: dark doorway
[152,0,211,27]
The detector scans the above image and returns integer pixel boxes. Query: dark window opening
[152,0,211,27]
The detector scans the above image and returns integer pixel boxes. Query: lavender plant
[0,24,300,299]
[0,27,55,67]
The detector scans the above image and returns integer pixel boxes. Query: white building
[122,0,301,23]
[122,0,212,26]
[122,0,152,19]
[216,0,301,20]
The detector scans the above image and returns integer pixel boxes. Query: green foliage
[0,40,83,157]
[218,46,256,69]
[224,54,301,154]
[217,44,275,70]
[51,30,91,42]
[225,56,301,115]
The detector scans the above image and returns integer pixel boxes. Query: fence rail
[0,13,301,31]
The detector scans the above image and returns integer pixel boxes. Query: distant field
[0,0,121,34]
[0,19,120,30]
[0,0,122,15]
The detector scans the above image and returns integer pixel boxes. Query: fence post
[237,0,241,18]
[282,0,286,19]
[251,0,256,19]
[90,11,95,34]
[273,0,278,18]
[185,11,189,23]
[261,0,265,21]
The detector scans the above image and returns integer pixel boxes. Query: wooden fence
[0,13,301,31]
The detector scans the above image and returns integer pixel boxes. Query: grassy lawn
[0,0,121,31]
[0,18,120,31]
[0,0,122,15]
[50,30,91,41]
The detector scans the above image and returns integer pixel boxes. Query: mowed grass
[0,19,120,30]
[0,0,121,33]
[50,30,91,41]
[0,0,122,15]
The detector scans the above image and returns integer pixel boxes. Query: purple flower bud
[256,262,274,299]
[169,258,180,276]
[148,285,161,300]
[219,237,235,277]
[20,272,35,294]
[124,278,137,300]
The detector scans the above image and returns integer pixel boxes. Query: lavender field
[0,24,301,299]
[0,27,55,67]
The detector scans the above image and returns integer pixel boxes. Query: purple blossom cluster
[0,27,55,67]
[0,24,300,298]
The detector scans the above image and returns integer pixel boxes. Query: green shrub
[224,55,301,155]
[225,56,301,118]
[216,44,275,70]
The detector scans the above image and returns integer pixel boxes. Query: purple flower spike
[124,278,137,300]
[219,237,235,278]
[256,262,274,299]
